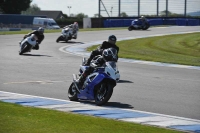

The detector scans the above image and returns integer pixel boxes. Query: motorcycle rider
[63,22,79,39]
[75,48,118,89]
[138,16,148,27]
[20,27,45,50]
[84,35,119,66]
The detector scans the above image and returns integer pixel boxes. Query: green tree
[21,3,40,15]
[70,13,75,17]
[93,13,102,18]
[120,12,128,17]
[160,10,173,16]
[76,13,88,19]
[0,0,32,14]
[62,14,68,18]
[160,10,185,17]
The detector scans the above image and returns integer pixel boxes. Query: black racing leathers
[78,55,105,88]
[23,30,44,50]
[25,30,44,44]
[99,41,119,52]
[85,41,119,65]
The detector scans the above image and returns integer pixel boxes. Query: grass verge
[88,32,200,66]
[0,27,127,35]
[0,101,182,133]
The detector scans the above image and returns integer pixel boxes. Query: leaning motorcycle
[56,27,73,42]
[128,19,150,31]
[68,59,120,106]
[81,57,120,82]
[19,34,38,55]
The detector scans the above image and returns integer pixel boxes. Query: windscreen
[106,61,117,71]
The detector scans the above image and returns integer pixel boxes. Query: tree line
[1,0,196,18]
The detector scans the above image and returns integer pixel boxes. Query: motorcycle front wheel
[19,43,30,55]
[56,36,63,43]
[94,82,113,106]
[68,83,78,101]
[128,26,133,31]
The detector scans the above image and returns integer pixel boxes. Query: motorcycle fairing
[77,72,116,100]
[61,27,73,39]
[21,35,37,47]
[79,65,90,74]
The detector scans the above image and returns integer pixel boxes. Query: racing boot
[72,34,77,39]
[32,44,39,50]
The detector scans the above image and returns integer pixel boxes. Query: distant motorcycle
[128,19,150,31]
[19,34,38,55]
[68,58,120,106]
[56,26,73,42]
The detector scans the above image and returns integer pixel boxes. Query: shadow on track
[77,100,134,109]
[59,41,84,44]
[118,80,133,83]
[21,54,52,57]
[104,102,134,109]
[129,29,151,31]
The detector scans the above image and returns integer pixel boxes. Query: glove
[98,48,103,53]
[24,35,28,39]
[90,63,97,68]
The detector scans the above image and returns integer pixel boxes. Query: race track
[0,26,200,120]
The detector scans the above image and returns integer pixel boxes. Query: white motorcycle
[56,27,74,43]
[19,34,38,55]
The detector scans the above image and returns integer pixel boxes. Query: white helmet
[73,22,78,29]
[141,16,145,20]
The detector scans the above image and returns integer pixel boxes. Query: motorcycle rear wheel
[142,23,150,30]
[94,82,113,106]
[68,83,78,101]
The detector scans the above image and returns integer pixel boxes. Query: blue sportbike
[128,19,150,31]
[68,58,120,106]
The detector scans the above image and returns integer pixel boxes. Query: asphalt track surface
[0,26,200,120]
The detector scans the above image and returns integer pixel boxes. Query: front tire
[68,83,78,101]
[128,26,133,31]
[19,43,29,55]
[94,82,113,106]
[56,36,63,43]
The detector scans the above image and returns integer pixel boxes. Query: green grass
[0,27,127,35]
[0,101,182,133]
[88,32,200,66]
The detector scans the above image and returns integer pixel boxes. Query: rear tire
[94,82,113,106]
[142,23,150,30]
[68,83,78,101]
